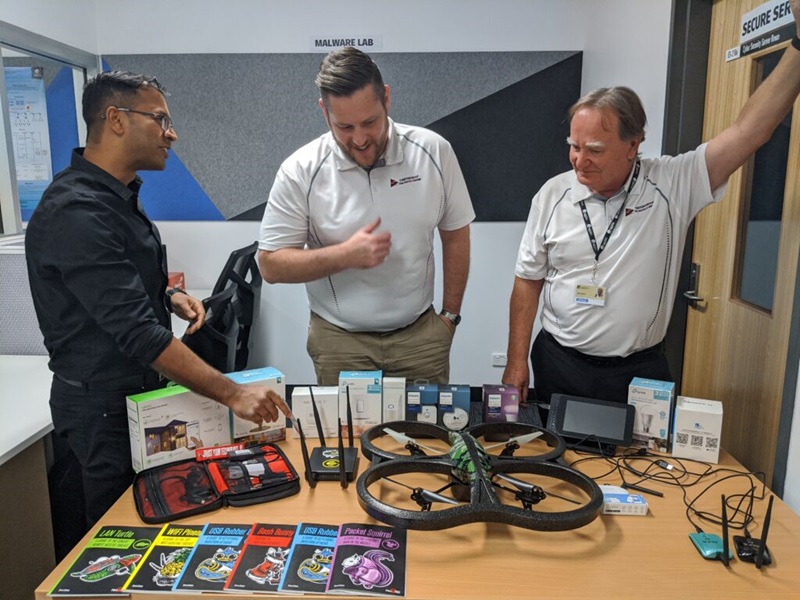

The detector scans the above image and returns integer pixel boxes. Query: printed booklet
[224,523,297,594]
[277,522,339,594]
[121,523,202,593]
[49,525,160,597]
[171,523,252,592]
[326,523,407,597]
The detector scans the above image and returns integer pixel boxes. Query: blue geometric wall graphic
[102,58,223,221]
[46,67,79,178]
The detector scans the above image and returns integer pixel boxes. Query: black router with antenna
[734,494,774,567]
[297,385,359,488]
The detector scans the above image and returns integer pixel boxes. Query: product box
[482,384,520,425]
[382,376,406,422]
[672,395,723,463]
[600,485,649,516]
[406,383,439,424]
[127,386,232,472]
[628,377,675,453]
[339,371,383,437]
[228,367,287,444]
[438,384,471,431]
[291,386,339,439]
[168,271,186,291]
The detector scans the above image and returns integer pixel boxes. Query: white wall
[2,0,97,54]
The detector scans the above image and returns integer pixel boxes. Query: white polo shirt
[259,119,475,332]
[515,143,726,356]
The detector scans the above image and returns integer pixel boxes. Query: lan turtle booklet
[277,522,339,594]
[171,523,252,592]
[326,523,407,597]
[49,525,160,597]
[120,523,202,593]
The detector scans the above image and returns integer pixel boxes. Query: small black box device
[547,393,635,454]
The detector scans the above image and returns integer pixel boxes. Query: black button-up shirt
[25,149,174,383]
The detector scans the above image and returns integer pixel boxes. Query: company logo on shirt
[390,175,422,187]
[625,201,655,216]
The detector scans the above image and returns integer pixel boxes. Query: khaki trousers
[307,306,454,386]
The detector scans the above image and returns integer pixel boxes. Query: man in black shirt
[25,71,290,546]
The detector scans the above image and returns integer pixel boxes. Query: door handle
[685,263,703,308]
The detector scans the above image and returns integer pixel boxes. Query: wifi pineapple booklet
[121,523,202,593]
[49,525,160,597]
[326,523,407,597]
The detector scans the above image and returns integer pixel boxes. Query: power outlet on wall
[491,352,507,368]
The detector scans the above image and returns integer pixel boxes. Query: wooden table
[36,438,800,599]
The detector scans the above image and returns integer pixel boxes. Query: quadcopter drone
[356,420,603,532]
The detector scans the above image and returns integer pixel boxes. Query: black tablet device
[547,393,635,453]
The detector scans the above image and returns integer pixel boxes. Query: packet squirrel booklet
[326,523,407,597]
[49,525,160,597]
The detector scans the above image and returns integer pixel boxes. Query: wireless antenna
[296,419,316,489]
[721,494,730,567]
[309,386,326,447]
[756,495,774,569]
[338,417,347,488]
[346,384,354,447]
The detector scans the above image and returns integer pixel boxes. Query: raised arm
[706,0,800,191]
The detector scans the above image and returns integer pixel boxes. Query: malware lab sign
[311,36,383,52]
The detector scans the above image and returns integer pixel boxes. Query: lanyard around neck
[578,160,640,262]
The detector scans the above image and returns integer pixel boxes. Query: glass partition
[0,21,98,234]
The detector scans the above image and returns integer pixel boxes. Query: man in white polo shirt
[504,0,800,406]
[258,47,474,385]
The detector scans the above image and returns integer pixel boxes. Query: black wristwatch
[166,287,186,299]
[441,310,462,326]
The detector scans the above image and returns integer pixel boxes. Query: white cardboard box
[672,395,723,463]
[628,377,675,453]
[127,386,232,472]
[228,367,287,444]
[291,386,339,439]
[339,371,382,436]
[382,377,406,423]
[600,485,649,516]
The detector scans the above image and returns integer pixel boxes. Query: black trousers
[531,330,671,406]
[48,374,163,559]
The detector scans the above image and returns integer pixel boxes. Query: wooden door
[682,0,800,484]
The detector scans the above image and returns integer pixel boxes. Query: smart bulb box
[291,386,339,439]
[439,384,471,431]
[339,370,383,437]
[628,377,675,453]
[672,396,723,463]
[482,384,520,425]
[228,367,287,444]
[382,376,406,422]
[406,383,439,424]
[127,386,232,472]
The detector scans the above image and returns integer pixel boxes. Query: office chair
[211,241,262,371]
[182,286,238,373]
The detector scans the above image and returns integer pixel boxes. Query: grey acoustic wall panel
[105,52,581,222]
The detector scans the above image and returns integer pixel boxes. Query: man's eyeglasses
[104,107,175,132]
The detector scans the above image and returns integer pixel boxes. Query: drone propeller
[483,431,544,451]
[494,473,581,505]
[382,427,442,454]
[384,476,461,510]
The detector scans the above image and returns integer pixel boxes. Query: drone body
[357,421,603,532]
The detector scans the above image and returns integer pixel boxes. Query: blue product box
[438,384,471,431]
[406,383,438,424]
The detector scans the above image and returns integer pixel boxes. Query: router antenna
[338,417,347,488]
[721,494,730,567]
[346,384,354,447]
[756,495,774,569]
[296,419,316,489]
[309,386,326,446]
